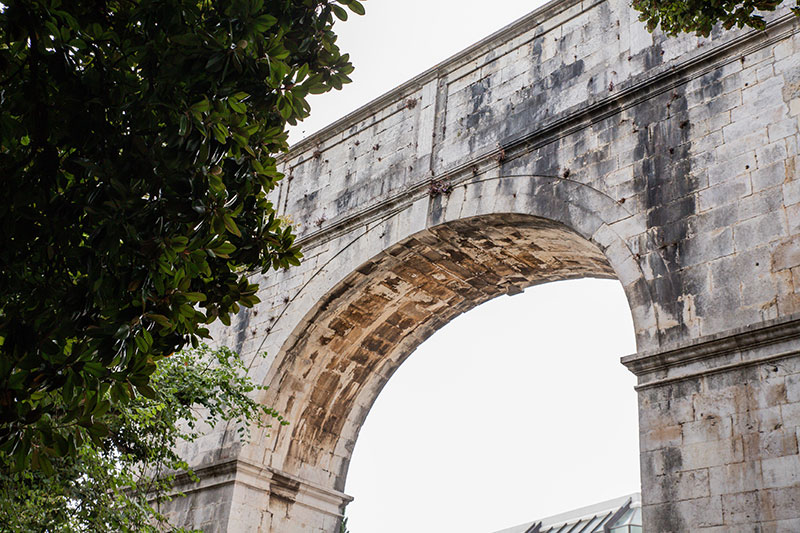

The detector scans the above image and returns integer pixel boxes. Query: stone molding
[168,458,352,516]
[268,468,353,519]
[622,314,800,388]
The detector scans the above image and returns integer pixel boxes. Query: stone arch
[254,173,656,500]
[165,5,800,529]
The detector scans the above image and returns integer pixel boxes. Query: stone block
[699,178,752,212]
[742,76,785,108]
[640,394,697,430]
[730,106,785,135]
[641,446,685,478]
[642,424,683,452]
[739,186,784,220]
[742,429,798,461]
[709,461,763,496]
[769,118,798,142]
[761,454,800,488]
[733,407,784,436]
[682,415,733,445]
[751,164,788,193]
[643,468,711,504]
[786,203,800,234]
[733,213,786,251]
[645,496,724,531]
[786,374,800,403]
[681,228,734,267]
[680,438,744,471]
[757,142,790,168]
[783,179,800,206]
[722,490,766,525]
[764,486,800,521]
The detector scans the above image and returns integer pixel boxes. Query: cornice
[622,314,800,388]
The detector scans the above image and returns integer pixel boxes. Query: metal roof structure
[492,493,642,533]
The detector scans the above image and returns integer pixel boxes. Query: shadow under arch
[259,211,643,498]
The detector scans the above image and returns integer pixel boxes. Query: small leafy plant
[0,345,284,532]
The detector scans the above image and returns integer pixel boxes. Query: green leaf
[83,362,106,378]
[254,14,277,32]
[38,453,55,476]
[134,334,149,353]
[332,4,349,20]
[212,242,236,257]
[135,383,157,399]
[190,98,211,113]
[222,213,242,237]
[179,114,189,136]
[346,0,366,16]
[213,123,229,144]
[228,99,247,114]
[184,292,207,302]
[88,422,109,438]
[146,314,173,328]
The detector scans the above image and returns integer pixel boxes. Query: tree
[0,0,363,468]
[0,344,283,531]
[632,0,796,36]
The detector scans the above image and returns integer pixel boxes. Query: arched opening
[259,213,642,506]
[343,277,638,532]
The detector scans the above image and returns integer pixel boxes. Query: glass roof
[492,493,642,533]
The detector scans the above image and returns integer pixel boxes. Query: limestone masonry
[164,0,800,530]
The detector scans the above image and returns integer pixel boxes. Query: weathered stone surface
[161,0,800,530]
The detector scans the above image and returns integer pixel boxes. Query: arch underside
[265,213,621,491]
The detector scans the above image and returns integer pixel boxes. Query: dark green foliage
[0,0,362,466]
[0,344,286,532]
[633,0,796,36]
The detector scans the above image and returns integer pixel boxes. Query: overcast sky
[288,3,641,532]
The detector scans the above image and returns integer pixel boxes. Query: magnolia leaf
[222,213,242,237]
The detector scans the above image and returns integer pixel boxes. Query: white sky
[287,3,641,532]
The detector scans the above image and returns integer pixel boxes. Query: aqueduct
[168,0,800,530]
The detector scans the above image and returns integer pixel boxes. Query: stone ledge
[269,468,354,518]
[166,457,239,496]
[622,313,800,388]
[167,458,353,515]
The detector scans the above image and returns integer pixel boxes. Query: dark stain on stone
[663,446,683,471]
[504,58,585,141]
[336,189,355,213]
[467,77,492,131]
[698,68,724,101]
[356,260,380,276]
[428,192,445,227]
[300,189,318,205]
[233,307,251,355]
[642,45,664,72]
[633,82,696,343]
[647,447,687,532]
[648,501,687,533]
